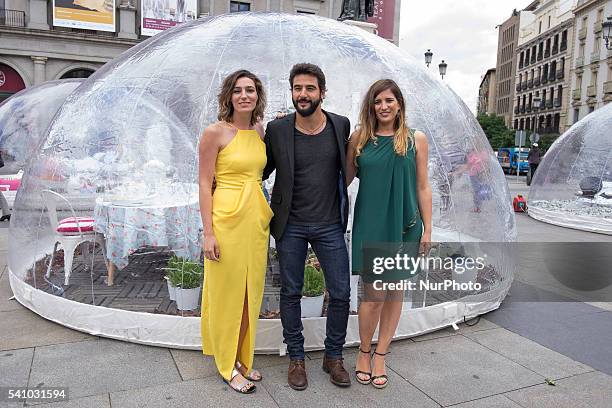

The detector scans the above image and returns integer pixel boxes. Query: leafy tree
[477,113,515,149]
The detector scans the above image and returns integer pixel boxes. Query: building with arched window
[1,0,401,94]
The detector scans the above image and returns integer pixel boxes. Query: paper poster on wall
[53,0,116,32]
[141,0,198,36]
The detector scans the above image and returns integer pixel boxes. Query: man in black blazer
[263,63,351,390]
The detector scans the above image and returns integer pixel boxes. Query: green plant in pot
[165,256,203,310]
[303,264,324,297]
[164,255,181,301]
[301,260,325,318]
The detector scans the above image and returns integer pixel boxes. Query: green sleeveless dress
[351,131,423,283]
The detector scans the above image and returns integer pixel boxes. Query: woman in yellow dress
[199,70,273,394]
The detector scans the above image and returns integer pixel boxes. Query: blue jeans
[276,223,350,360]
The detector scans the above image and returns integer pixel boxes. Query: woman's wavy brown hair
[217,70,266,126]
[353,79,413,165]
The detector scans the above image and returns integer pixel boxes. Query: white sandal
[223,368,256,394]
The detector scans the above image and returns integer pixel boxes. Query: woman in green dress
[346,79,432,389]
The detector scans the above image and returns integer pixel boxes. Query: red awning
[0,63,26,93]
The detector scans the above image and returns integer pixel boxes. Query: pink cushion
[0,179,20,191]
[57,217,95,234]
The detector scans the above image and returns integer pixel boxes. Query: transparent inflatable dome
[8,13,516,351]
[0,79,83,174]
[528,103,612,234]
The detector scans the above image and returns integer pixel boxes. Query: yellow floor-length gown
[201,129,273,381]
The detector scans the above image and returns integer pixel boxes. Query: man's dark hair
[289,63,326,91]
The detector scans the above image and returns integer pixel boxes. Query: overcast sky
[399,0,532,115]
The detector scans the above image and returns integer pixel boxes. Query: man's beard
[292,97,321,117]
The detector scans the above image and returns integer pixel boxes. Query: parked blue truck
[497,147,530,174]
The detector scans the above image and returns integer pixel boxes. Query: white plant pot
[176,286,201,311]
[166,280,176,301]
[301,294,324,318]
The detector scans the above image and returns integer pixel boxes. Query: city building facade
[0,0,401,103]
[513,0,576,136]
[477,67,496,115]
[494,9,520,127]
[569,0,612,124]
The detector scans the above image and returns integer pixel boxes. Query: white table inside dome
[94,185,202,286]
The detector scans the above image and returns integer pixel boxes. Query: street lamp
[424,49,433,67]
[439,60,448,80]
[603,16,612,50]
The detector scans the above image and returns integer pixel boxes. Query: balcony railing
[537,52,543,61]
[0,9,26,27]
[542,75,549,84]
[587,85,597,97]
[520,106,526,113]
[578,27,587,40]
[590,51,600,64]
[528,79,534,88]
[541,103,548,111]
[526,104,532,112]
[544,49,551,58]
[546,99,553,108]
[534,77,541,86]
[552,44,559,55]
[557,69,564,79]
[516,83,522,91]
[575,56,584,67]
[573,89,581,100]
[560,41,567,51]
[514,106,520,114]
[605,81,612,94]
[543,126,554,134]
[554,97,562,107]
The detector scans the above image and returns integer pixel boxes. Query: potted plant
[166,256,203,311]
[301,257,325,318]
[164,255,182,301]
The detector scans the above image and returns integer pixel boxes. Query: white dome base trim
[528,206,612,235]
[9,269,509,353]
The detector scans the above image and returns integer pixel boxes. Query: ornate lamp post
[424,49,433,67]
[603,16,612,50]
[533,96,542,133]
[439,60,448,80]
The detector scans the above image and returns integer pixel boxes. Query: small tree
[477,113,515,149]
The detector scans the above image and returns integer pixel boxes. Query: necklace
[222,120,251,131]
[296,115,326,135]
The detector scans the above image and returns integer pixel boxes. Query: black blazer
[263,110,351,240]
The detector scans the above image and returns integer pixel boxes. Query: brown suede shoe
[288,359,308,390]
[322,355,351,387]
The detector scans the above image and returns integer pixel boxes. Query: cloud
[399,0,531,114]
